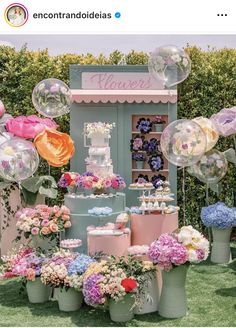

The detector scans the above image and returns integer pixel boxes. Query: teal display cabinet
[69,65,177,208]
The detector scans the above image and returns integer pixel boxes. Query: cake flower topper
[84,122,115,137]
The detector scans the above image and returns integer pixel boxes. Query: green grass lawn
[0,246,235,327]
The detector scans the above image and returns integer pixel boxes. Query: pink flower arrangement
[0,246,45,281]
[6,115,58,139]
[16,204,72,239]
[0,100,6,118]
[74,172,126,191]
[148,226,210,271]
[58,172,80,188]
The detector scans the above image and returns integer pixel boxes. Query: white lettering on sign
[82,72,163,90]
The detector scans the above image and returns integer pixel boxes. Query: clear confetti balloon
[160,119,207,167]
[148,45,191,88]
[187,149,228,184]
[192,117,219,152]
[0,138,39,182]
[32,78,72,118]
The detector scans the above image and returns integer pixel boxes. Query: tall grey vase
[211,227,232,264]
[158,265,189,318]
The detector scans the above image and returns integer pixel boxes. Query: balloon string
[206,183,212,249]
[182,167,186,226]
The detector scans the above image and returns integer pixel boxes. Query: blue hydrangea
[201,202,236,229]
[67,254,95,275]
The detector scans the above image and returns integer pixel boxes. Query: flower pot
[58,287,83,312]
[26,278,51,304]
[158,265,189,318]
[67,186,77,194]
[211,227,232,264]
[31,235,56,251]
[154,124,164,132]
[136,161,144,170]
[109,293,135,322]
[134,271,159,314]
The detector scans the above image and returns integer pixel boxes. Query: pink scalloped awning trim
[71,89,177,104]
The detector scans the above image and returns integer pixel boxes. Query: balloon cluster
[0,78,74,183]
[160,116,228,184]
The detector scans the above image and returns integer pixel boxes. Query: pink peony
[103,179,112,188]
[31,227,39,235]
[41,219,49,227]
[111,180,119,189]
[6,115,58,139]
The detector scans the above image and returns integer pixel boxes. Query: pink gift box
[131,213,178,246]
[87,230,131,257]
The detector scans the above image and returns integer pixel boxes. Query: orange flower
[49,223,59,233]
[62,214,70,221]
[64,221,72,228]
[34,128,75,167]
[41,227,50,235]
[26,268,36,281]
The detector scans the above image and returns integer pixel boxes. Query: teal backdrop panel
[69,65,177,208]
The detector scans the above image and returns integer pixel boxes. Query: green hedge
[1,45,236,229]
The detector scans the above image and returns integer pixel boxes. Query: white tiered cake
[84,122,115,178]
[64,122,127,253]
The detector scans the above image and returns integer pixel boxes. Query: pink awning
[71,89,177,104]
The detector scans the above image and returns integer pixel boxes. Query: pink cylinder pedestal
[131,213,178,246]
[87,231,131,257]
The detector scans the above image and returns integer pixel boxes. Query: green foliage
[1,45,236,229]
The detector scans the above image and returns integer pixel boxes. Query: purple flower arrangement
[135,174,149,183]
[136,118,152,134]
[148,227,209,271]
[132,153,146,161]
[83,273,104,306]
[143,138,161,155]
[148,234,188,271]
[148,154,164,171]
[130,135,144,151]
[151,174,166,189]
[201,202,236,229]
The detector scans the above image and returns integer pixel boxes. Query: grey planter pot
[58,287,83,312]
[154,124,164,132]
[211,227,232,264]
[136,161,145,170]
[159,265,189,318]
[26,278,51,304]
[134,271,159,314]
[109,293,135,322]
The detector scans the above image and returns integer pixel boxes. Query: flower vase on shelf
[26,278,51,304]
[136,161,145,170]
[109,294,135,322]
[154,123,164,133]
[58,287,83,312]
[158,265,189,318]
[134,271,159,314]
[211,227,232,264]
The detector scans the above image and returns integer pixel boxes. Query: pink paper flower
[6,115,58,139]
[0,100,6,118]
[211,107,236,137]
